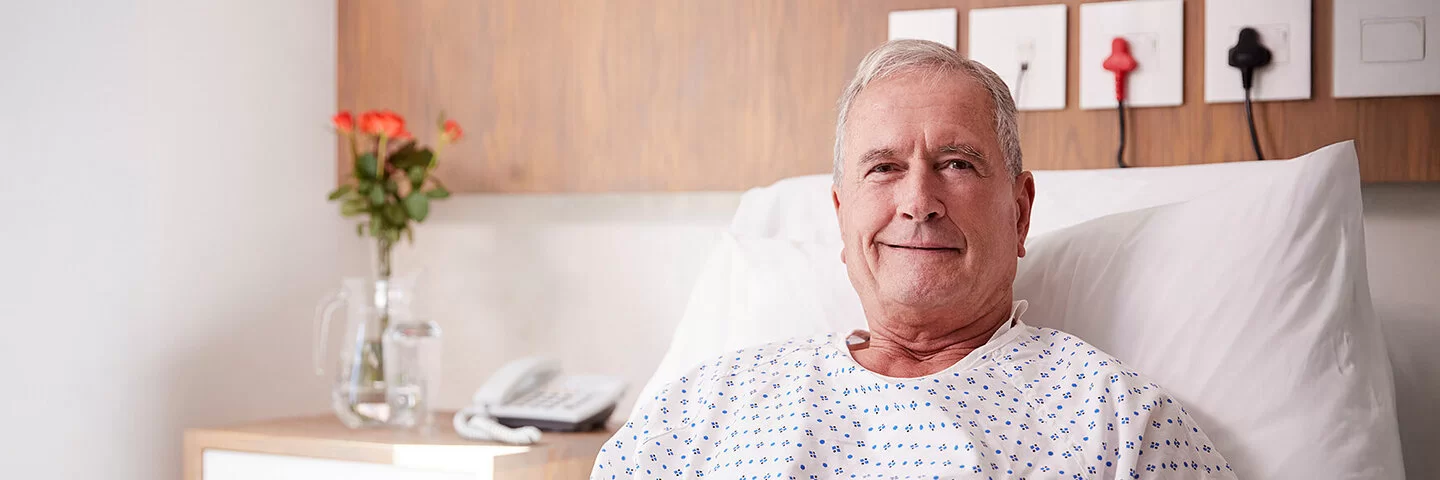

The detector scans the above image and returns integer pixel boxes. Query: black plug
[1228,27,1272,89]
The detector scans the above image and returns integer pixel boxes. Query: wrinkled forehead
[841,72,999,165]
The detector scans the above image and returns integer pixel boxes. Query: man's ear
[833,184,847,264]
[1013,171,1035,258]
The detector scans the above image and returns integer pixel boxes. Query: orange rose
[359,110,406,138]
[332,111,354,133]
[358,111,382,135]
[442,119,463,142]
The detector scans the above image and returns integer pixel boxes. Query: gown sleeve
[1104,380,1237,479]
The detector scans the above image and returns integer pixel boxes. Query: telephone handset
[452,356,625,445]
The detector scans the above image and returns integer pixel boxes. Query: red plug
[1103,37,1138,102]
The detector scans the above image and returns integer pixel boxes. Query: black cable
[1116,100,1128,168]
[1243,88,1265,160]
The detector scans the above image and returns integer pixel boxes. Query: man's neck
[851,297,1014,378]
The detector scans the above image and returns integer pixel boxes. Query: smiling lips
[879,242,963,253]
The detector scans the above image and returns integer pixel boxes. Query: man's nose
[898,174,945,222]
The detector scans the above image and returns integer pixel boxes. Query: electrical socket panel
[1334,0,1440,98]
[1204,0,1312,103]
[889,9,958,49]
[1079,0,1185,110]
[968,4,1068,111]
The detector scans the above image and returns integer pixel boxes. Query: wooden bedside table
[183,413,612,480]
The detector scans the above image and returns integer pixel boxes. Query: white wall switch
[889,9,958,49]
[1079,0,1185,109]
[968,4,1068,111]
[1362,17,1427,63]
[1335,0,1440,98]
[1204,0,1312,103]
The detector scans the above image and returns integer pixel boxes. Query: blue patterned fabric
[593,321,1234,479]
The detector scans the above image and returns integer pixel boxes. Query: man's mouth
[879,242,962,253]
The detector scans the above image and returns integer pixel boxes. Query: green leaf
[369,187,385,206]
[382,228,400,244]
[358,179,373,194]
[355,153,378,179]
[403,227,415,243]
[402,192,430,222]
[340,199,366,217]
[383,203,407,226]
[384,179,398,193]
[390,146,434,170]
[425,185,451,199]
[389,140,417,160]
[355,222,366,237]
[327,184,353,201]
[369,216,381,236]
[406,165,426,188]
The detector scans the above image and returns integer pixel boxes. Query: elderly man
[592,40,1233,479]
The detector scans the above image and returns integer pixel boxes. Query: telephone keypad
[517,389,597,411]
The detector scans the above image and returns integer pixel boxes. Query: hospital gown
[592,311,1235,479]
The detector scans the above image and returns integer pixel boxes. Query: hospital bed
[640,141,1406,479]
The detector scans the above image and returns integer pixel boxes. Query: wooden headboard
[339,0,1440,192]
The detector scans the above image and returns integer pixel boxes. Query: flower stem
[374,235,393,330]
[347,133,359,170]
[376,135,389,183]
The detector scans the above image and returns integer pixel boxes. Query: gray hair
[833,39,1022,182]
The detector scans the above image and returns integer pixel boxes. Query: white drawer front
[202,450,480,480]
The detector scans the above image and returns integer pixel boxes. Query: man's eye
[870,164,897,174]
[945,160,974,170]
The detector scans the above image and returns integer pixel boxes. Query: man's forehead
[842,73,998,159]
[853,71,989,113]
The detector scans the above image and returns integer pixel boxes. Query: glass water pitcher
[313,276,439,428]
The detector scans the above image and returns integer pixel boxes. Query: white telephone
[452,356,625,445]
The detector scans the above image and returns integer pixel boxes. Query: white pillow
[1024,159,1290,237]
[1014,141,1402,479]
[727,175,840,243]
[639,234,862,402]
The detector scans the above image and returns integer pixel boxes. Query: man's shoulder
[1010,324,1131,367]
[1002,324,1164,392]
[1001,325,1196,433]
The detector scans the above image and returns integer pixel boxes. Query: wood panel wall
[338,0,1440,192]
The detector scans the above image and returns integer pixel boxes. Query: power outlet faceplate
[968,4,1068,111]
[1079,0,1185,110]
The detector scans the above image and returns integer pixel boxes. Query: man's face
[833,71,1034,315]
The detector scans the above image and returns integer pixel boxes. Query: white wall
[1361,184,1440,479]
[396,193,740,417]
[0,1,340,478]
